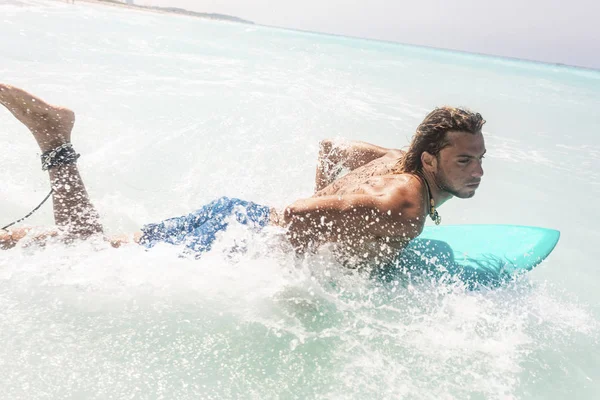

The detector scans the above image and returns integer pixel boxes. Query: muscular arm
[283,189,425,253]
[315,139,394,192]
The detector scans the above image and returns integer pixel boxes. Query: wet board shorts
[138,197,271,254]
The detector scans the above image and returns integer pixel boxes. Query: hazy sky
[135,0,599,69]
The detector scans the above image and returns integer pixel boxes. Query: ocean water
[1,0,599,399]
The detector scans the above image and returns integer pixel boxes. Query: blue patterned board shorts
[139,197,271,254]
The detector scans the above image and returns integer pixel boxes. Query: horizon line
[256,23,600,74]
[77,0,600,73]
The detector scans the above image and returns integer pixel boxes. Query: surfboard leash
[1,188,54,232]
[2,143,80,232]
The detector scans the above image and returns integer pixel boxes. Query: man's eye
[458,159,470,164]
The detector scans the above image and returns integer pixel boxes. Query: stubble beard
[434,170,475,199]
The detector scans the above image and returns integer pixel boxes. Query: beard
[434,170,476,199]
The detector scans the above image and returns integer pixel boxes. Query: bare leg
[0,228,31,250]
[0,227,60,250]
[0,84,103,237]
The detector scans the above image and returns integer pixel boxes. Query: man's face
[434,130,486,199]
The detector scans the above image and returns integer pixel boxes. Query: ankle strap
[41,143,80,171]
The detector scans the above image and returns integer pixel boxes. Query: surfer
[0,84,486,265]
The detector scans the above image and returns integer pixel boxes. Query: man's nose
[472,160,484,178]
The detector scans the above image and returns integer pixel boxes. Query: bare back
[314,149,407,198]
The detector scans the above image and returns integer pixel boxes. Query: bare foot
[0,84,75,153]
[0,84,103,237]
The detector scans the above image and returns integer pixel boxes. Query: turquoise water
[1,0,599,398]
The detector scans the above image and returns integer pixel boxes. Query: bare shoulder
[356,173,427,239]
[377,173,426,219]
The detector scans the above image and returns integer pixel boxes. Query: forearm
[283,192,423,252]
[283,196,378,251]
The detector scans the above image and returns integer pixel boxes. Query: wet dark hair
[394,107,486,174]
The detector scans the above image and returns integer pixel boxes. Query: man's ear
[421,151,437,171]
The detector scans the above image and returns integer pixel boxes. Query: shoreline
[72,0,596,71]
[74,0,254,24]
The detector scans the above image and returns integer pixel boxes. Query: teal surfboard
[389,225,560,287]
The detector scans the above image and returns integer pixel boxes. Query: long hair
[394,107,486,174]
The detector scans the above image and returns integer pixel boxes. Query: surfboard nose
[399,224,561,286]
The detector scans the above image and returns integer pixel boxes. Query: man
[0,84,486,266]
